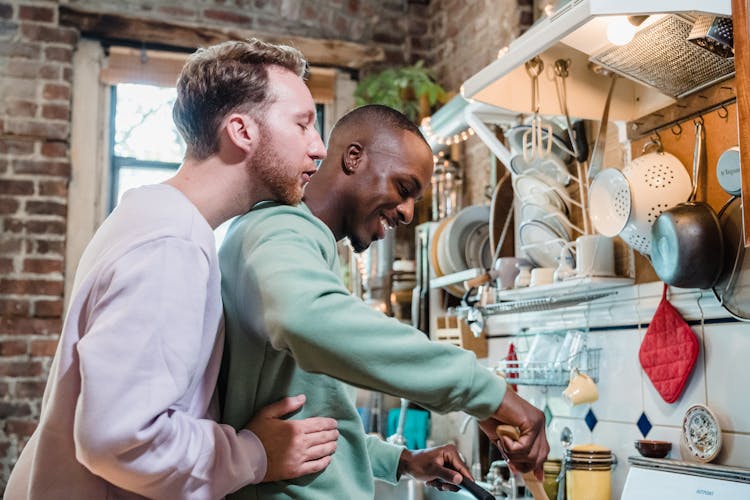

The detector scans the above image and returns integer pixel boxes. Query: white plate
[510,153,572,186]
[446,205,491,272]
[519,201,572,240]
[518,219,573,268]
[588,168,631,237]
[464,224,493,270]
[513,174,569,216]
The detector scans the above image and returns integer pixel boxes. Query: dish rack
[495,347,601,386]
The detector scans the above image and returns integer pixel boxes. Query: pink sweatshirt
[6,185,265,499]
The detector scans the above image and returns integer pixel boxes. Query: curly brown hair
[173,38,308,160]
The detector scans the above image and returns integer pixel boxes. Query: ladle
[556,426,573,500]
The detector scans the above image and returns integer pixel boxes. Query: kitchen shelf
[494,276,634,303]
[495,347,601,386]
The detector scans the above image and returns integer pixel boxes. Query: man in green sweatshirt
[219,104,549,499]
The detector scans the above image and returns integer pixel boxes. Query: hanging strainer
[615,138,692,255]
[588,168,631,237]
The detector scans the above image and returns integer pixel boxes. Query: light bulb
[606,16,637,46]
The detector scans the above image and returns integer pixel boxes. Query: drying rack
[495,347,601,386]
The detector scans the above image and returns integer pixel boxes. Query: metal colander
[591,14,735,98]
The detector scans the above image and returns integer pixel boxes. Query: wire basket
[495,347,601,386]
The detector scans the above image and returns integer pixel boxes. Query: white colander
[617,142,692,255]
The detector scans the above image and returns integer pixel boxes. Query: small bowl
[635,439,672,458]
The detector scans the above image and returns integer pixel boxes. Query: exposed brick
[6,99,38,117]
[0,3,12,19]
[38,63,61,80]
[0,400,32,418]
[4,58,41,78]
[3,217,25,233]
[0,41,41,59]
[41,103,69,121]
[62,66,72,83]
[0,278,63,296]
[0,339,27,356]
[18,5,54,23]
[26,200,66,217]
[4,119,69,140]
[0,360,42,377]
[1,77,36,100]
[0,299,30,316]
[0,179,34,195]
[25,219,67,236]
[0,137,35,155]
[41,141,67,158]
[158,5,196,18]
[13,159,70,177]
[14,381,46,399]
[33,299,62,318]
[33,239,65,255]
[0,237,22,254]
[38,179,68,197]
[0,381,8,396]
[20,24,77,45]
[4,419,37,437]
[44,46,73,64]
[0,197,20,214]
[42,82,70,101]
[29,338,58,356]
[202,9,251,24]
[0,316,61,335]
[22,257,63,274]
[0,256,12,272]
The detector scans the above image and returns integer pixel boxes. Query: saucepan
[650,119,723,289]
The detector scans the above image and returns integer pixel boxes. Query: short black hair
[330,104,429,147]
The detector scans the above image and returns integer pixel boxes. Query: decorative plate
[681,404,722,463]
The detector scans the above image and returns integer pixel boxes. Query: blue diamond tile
[637,412,652,438]
[585,408,598,431]
[543,404,553,427]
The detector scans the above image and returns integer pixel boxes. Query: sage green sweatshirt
[218,202,506,499]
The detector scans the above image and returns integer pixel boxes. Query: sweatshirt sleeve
[74,237,265,500]
[365,435,404,484]
[228,213,506,419]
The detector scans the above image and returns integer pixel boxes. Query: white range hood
[461,0,733,122]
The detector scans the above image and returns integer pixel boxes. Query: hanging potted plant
[354,61,446,123]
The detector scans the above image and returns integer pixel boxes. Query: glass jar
[542,459,562,499]
[431,157,462,220]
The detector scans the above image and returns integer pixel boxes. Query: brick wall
[0,0,524,490]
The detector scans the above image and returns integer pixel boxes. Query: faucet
[387,398,409,446]
[485,460,518,499]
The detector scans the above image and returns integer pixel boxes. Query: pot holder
[639,283,699,403]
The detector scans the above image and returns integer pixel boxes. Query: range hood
[461,0,733,122]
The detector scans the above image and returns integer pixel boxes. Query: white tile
[591,420,643,500]
[715,430,750,468]
[487,336,512,362]
[588,329,644,423]
[547,416,592,459]
[704,322,750,433]
[642,322,707,426]
[547,389,590,419]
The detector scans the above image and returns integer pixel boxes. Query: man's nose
[310,133,327,160]
[397,198,415,225]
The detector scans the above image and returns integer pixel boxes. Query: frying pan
[650,120,723,289]
[712,196,750,321]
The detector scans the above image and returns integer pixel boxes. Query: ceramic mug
[562,368,599,406]
[493,257,531,290]
[558,235,615,279]
[530,267,555,287]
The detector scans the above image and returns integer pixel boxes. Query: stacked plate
[508,120,576,268]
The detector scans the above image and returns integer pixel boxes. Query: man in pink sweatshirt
[5,39,338,499]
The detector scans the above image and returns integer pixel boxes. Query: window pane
[114,83,185,163]
[116,166,176,205]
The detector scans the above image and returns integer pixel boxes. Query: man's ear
[224,113,259,155]
[343,143,363,175]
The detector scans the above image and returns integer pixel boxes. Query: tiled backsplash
[480,282,750,498]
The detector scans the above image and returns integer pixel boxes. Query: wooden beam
[733,0,750,246]
[59,5,383,70]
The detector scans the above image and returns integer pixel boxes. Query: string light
[421,116,475,147]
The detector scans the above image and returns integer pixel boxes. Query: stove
[621,457,750,499]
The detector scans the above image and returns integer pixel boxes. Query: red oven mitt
[639,283,699,403]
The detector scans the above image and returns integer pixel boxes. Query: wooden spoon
[495,424,550,500]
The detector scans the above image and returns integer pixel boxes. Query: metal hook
[693,115,705,126]
[524,56,544,77]
[670,122,683,136]
[553,58,571,78]
[717,104,729,119]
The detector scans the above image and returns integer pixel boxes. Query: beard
[250,128,305,205]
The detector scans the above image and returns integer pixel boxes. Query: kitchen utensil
[489,172,514,259]
[459,476,495,500]
[429,216,464,297]
[651,120,724,289]
[588,167,631,237]
[519,201,572,240]
[586,70,616,182]
[495,425,550,500]
[507,122,575,165]
[518,219,572,268]
[711,196,750,321]
[634,439,672,459]
[616,138,692,255]
[557,427,573,500]
[638,283,699,403]
[687,15,734,59]
[522,57,552,163]
[510,153,571,186]
[716,146,741,196]
[562,368,599,406]
[513,174,569,215]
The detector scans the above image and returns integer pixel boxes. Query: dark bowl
[635,439,672,458]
